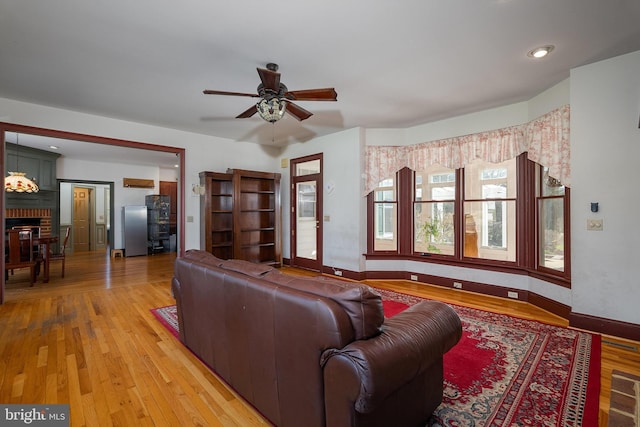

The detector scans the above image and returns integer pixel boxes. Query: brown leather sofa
[172,250,462,427]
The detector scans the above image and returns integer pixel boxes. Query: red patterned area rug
[151,287,600,427]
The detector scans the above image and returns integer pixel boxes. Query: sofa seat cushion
[263,274,384,340]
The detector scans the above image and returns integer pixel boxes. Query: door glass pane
[296,181,317,260]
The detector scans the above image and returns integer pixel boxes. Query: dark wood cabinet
[146,194,171,254]
[200,169,281,266]
[159,181,178,235]
[200,171,234,260]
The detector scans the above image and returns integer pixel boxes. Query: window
[537,167,567,272]
[373,178,397,251]
[367,154,570,285]
[414,166,455,255]
[463,158,516,261]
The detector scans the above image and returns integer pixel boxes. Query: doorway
[290,154,323,272]
[73,186,92,251]
[1,123,186,304]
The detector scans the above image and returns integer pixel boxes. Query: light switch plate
[587,219,603,231]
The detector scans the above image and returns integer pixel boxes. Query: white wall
[570,50,640,324]
[280,128,365,272]
[59,159,160,248]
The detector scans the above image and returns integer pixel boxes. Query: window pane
[465,158,517,199]
[373,177,397,251]
[295,159,320,176]
[464,200,516,261]
[414,165,456,255]
[539,198,565,271]
[375,190,395,201]
[542,168,565,197]
[414,202,454,255]
[374,203,397,251]
[464,158,516,262]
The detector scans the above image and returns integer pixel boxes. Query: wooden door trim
[290,153,323,272]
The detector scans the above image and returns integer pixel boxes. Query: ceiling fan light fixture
[527,45,554,59]
[256,98,287,123]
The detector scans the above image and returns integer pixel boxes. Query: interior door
[290,154,322,271]
[73,186,91,251]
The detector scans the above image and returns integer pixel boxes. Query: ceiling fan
[203,63,337,123]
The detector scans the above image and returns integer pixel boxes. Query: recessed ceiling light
[527,45,554,59]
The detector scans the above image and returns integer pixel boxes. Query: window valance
[364,105,570,195]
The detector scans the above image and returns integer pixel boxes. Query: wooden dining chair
[49,227,71,278]
[12,225,42,258]
[5,229,39,286]
[12,225,42,237]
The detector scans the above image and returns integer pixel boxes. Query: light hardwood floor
[1,251,637,426]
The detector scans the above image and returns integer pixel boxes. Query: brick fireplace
[5,208,52,235]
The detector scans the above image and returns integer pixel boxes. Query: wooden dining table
[34,235,58,283]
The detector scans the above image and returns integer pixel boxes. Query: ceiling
[1,0,640,158]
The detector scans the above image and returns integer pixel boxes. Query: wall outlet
[453,282,463,289]
[410,274,418,281]
[334,270,342,276]
[508,291,519,299]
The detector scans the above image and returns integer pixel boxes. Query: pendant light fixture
[5,133,39,193]
[256,97,287,123]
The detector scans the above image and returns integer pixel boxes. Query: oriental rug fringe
[151,287,600,427]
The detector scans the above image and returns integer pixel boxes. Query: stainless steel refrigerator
[123,205,148,257]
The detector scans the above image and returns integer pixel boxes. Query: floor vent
[602,339,638,352]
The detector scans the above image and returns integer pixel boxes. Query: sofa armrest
[321,300,461,415]
[171,276,186,342]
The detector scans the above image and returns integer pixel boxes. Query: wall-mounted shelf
[123,178,154,188]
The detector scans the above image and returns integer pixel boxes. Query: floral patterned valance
[364,105,570,195]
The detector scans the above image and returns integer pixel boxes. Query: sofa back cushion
[182,250,384,340]
[184,250,279,278]
[263,274,384,340]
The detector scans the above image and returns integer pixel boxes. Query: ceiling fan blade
[203,89,260,98]
[236,105,258,119]
[284,88,337,101]
[285,102,313,121]
[257,67,280,92]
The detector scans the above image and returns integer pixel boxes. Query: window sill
[364,252,571,288]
